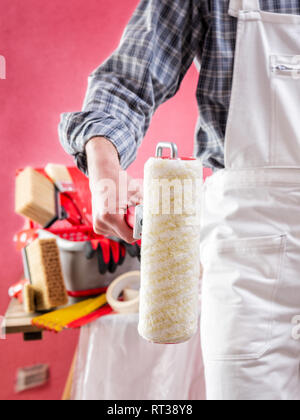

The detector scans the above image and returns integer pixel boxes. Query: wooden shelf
[3,298,42,340]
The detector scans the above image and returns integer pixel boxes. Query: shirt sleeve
[58,0,205,174]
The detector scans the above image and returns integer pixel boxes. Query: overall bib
[200,0,300,400]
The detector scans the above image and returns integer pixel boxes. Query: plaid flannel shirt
[59,0,300,173]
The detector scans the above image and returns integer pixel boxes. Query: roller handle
[156,142,178,159]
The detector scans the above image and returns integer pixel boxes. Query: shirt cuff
[59,111,138,174]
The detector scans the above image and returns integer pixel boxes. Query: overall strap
[229,0,260,17]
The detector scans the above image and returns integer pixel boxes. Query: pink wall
[0,0,204,400]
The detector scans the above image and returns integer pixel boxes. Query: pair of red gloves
[85,237,140,275]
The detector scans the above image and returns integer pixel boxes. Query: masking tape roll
[106,271,140,314]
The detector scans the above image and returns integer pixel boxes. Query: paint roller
[129,142,203,344]
[15,165,81,228]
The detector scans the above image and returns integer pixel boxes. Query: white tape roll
[106,271,140,314]
[138,157,202,344]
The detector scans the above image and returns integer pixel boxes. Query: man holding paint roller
[59,0,300,401]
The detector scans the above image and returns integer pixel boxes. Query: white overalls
[200,0,300,400]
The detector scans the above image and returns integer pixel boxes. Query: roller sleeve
[138,156,203,344]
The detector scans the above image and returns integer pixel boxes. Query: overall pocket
[270,55,300,165]
[201,234,286,361]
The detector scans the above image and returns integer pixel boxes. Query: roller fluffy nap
[139,158,202,344]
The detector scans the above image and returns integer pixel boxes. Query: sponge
[44,164,72,184]
[26,238,68,311]
[23,284,36,314]
[15,167,56,227]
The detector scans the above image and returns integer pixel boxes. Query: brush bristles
[44,164,72,184]
[15,167,56,227]
[26,238,68,311]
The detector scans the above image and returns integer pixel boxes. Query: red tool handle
[125,206,135,230]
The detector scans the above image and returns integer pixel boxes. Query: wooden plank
[3,298,42,335]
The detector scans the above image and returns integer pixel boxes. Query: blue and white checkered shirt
[59,0,300,173]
